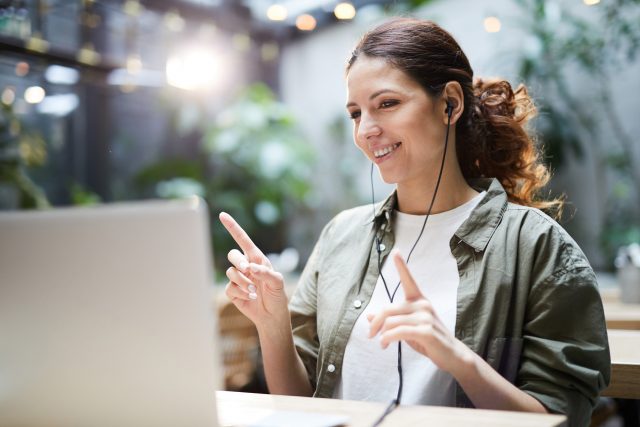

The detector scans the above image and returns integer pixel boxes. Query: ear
[441,81,464,126]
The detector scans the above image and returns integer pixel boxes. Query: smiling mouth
[373,143,401,159]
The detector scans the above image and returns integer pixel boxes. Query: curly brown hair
[347,18,563,217]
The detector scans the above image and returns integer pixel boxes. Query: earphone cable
[368,109,452,427]
[389,113,451,302]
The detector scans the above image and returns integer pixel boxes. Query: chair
[216,296,260,391]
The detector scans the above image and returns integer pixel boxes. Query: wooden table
[600,287,640,330]
[602,329,640,399]
[216,391,566,427]
[604,303,640,330]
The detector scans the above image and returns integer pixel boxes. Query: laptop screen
[0,197,221,427]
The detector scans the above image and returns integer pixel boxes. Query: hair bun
[473,78,517,117]
[473,78,536,124]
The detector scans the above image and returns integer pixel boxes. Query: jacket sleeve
[288,219,334,391]
[517,228,611,427]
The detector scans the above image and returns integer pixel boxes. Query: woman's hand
[219,212,313,396]
[369,250,547,413]
[219,212,290,329]
[367,250,474,376]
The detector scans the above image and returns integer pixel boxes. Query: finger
[392,249,424,302]
[380,324,433,349]
[228,249,249,273]
[368,304,416,338]
[378,312,432,335]
[248,263,284,291]
[219,212,269,264]
[226,266,256,295]
[225,281,254,302]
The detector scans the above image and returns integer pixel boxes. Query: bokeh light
[267,4,287,21]
[1,87,16,105]
[334,3,356,20]
[24,86,46,104]
[15,62,29,77]
[166,47,220,91]
[296,14,316,31]
[483,16,501,33]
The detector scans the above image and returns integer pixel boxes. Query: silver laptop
[0,197,221,427]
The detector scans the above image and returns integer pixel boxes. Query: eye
[348,110,361,120]
[379,99,399,109]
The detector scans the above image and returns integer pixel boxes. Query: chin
[377,170,400,185]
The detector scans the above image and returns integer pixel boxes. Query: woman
[220,18,610,427]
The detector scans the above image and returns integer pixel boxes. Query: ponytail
[457,78,564,218]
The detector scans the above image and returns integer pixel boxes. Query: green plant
[134,83,315,274]
[70,182,102,206]
[204,83,314,252]
[509,0,640,266]
[0,102,49,209]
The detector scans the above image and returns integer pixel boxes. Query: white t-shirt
[333,191,485,406]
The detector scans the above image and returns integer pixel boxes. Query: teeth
[374,143,400,158]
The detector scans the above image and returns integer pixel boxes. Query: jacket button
[327,364,336,373]
[353,300,362,309]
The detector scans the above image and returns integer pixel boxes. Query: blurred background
[1,0,639,421]
[1,0,639,273]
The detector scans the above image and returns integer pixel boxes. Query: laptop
[0,197,221,427]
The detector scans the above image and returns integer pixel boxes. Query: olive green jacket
[289,178,610,427]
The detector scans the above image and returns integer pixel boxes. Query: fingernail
[249,264,259,273]
[248,284,256,293]
[239,262,249,271]
[249,292,257,300]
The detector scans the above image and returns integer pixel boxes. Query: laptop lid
[0,197,221,427]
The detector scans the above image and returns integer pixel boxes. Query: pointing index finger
[219,212,267,264]
[392,249,424,302]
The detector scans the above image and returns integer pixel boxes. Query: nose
[356,113,382,142]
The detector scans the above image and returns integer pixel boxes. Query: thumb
[392,249,424,302]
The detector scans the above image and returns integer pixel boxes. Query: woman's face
[346,55,447,186]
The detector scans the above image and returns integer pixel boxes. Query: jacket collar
[455,178,508,252]
[367,178,509,252]
[370,191,396,224]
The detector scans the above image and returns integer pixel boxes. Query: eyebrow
[346,89,400,108]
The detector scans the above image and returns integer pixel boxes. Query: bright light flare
[334,3,356,20]
[37,94,80,116]
[166,47,220,91]
[24,86,46,104]
[45,65,80,85]
[583,0,600,5]
[267,4,287,21]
